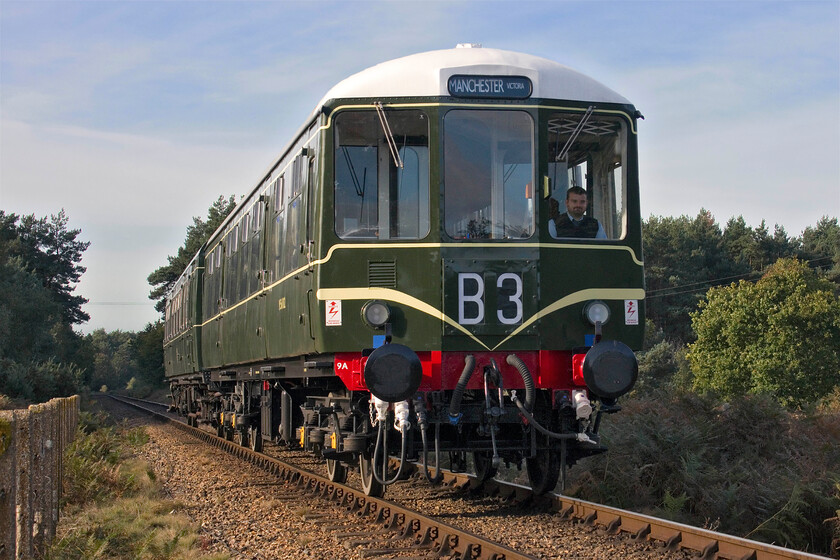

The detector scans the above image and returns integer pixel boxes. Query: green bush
[0,359,84,403]
[746,478,840,553]
[828,482,840,557]
[570,390,840,555]
[688,259,840,408]
[61,422,144,508]
[125,376,157,399]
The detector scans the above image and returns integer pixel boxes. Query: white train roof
[316,46,631,108]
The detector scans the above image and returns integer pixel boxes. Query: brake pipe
[448,355,476,424]
[415,395,443,484]
[506,354,535,412]
[372,398,410,486]
[511,391,594,443]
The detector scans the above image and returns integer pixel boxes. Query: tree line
[645,210,838,342]
[1,201,838,409]
[0,210,162,403]
[641,210,840,408]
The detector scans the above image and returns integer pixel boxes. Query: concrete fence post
[0,410,16,560]
[0,396,80,560]
[16,408,33,560]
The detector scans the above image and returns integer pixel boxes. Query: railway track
[107,394,831,560]
[107,394,538,560]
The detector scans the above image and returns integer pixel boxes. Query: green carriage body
[164,103,644,377]
[163,47,645,494]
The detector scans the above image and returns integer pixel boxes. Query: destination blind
[447,75,533,99]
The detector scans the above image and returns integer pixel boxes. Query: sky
[1,0,838,334]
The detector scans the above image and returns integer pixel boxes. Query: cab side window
[334,109,430,240]
[546,113,627,240]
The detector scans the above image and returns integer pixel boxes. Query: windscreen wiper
[556,105,595,162]
[375,102,404,169]
[340,146,366,198]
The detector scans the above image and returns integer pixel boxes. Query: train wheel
[473,451,498,483]
[225,427,234,442]
[216,424,224,438]
[326,459,348,484]
[359,451,384,498]
[249,426,262,452]
[526,449,560,495]
[235,429,248,448]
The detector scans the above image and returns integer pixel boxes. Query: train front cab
[313,96,645,494]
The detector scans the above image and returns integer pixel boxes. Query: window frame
[442,108,536,241]
[544,110,629,241]
[333,108,431,241]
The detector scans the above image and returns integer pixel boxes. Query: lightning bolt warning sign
[325,300,342,326]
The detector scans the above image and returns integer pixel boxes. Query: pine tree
[147,195,236,312]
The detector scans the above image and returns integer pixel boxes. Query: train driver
[548,186,606,239]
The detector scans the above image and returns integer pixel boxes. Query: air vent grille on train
[368,261,396,288]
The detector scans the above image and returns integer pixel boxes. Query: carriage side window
[252,200,262,233]
[546,113,627,240]
[283,156,305,275]
[242,214,250,243]
[274,176,285,213]
[272,176,286,280]
[230,225,239,253]
[180,286,186,332]
[164,297,172,340]
[444,110,534,239]
[224,227,241,304]
[174,290,181,334]
[334,109,429,239]
[203,243,224,317]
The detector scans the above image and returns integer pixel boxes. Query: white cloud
[78,236,165,333]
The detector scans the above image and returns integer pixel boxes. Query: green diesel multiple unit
[164,46,645,496]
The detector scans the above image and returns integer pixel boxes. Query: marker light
[583,300,610,326]
[362,300,391,328]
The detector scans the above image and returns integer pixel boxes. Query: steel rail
[548,492,832,560]
[111,394,170,409]
[107,394,538,560]
[410,467,832,560]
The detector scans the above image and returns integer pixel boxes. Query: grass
[46,410,228,560]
